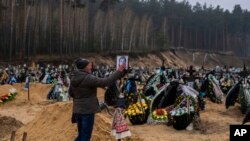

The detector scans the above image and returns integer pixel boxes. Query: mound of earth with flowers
[8,102,143,141]
[0,83,247,141]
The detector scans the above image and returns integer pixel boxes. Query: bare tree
[107,10,116,51]
[82,7,88,52]
[9,0,15,60]
[139,15,147,50]
[120,8,133,51]
[60,0,64,58]
[94,10,104,51]
[128,16,138,52]
[145,16,152,50]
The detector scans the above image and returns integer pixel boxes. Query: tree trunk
[178,18,182,47]
[208,28,211,51]
[72,1,76,54]
[222,26,225,52]
[60,0,64,58]
[129,18,137,52]
[49,0,52,55]
[34,0,40,58]
[225,25,229,52]
[15,4,20,57]
[195,27,198,50]
[67,2,72,56]
[9,0,14,61]
[171,24,174,47]
[215,26,218,51]
[23,0,30,60]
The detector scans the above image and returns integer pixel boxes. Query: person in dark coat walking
[69,58,125,141]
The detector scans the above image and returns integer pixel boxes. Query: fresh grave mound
[0,83,53,106]
[13,102,142,141]
[0,115,23,140]
[0,84,16,97]
[13,83,54,104]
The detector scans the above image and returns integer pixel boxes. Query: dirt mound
[73,50,247,70]
[0,84,16,97]
[0,115,23,140]
[0,83,54,125]
[7,99,244,141]
[0,83,248,141]
[0,83,54,105]
[0,84,140,141]
[12,102,142,141]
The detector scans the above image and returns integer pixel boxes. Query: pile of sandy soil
[5,94,246,141]
[76,50,247,70]
[11,102,142,141]
[4,49,247,69]
[0,85,141,141]
[0,84,16,97]
[0,115,23,140]
[0,83,54,124]
[0,83,53,104]
[0,83,247,141]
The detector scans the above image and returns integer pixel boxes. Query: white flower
[9,88,16,93]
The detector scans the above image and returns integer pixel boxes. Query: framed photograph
[116,55,129,70]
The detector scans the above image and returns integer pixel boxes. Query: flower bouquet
[147,108,168,125]
[0,88,17,104]
[125,101,149,125]
[152,108,168,120]
[170,95,197,130]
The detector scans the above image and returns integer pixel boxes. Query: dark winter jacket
[69,70,122,114]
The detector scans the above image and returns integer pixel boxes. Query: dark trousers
[74,113,95,141]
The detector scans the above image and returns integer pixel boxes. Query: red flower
[156,109,164,115]
[0,94,9,100]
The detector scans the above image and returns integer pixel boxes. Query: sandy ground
[0,50,249,141]
[0,83,247,141]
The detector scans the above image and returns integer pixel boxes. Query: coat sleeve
[68,85,74,98]
[80,71,123,87]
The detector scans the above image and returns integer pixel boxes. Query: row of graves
[46,65,150,102]
[104,65,250,132]
[0,64,73,85]
[0,64,72,103]
[2,62,250,134]
[1,63,144,102]
[38,63,246,133]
